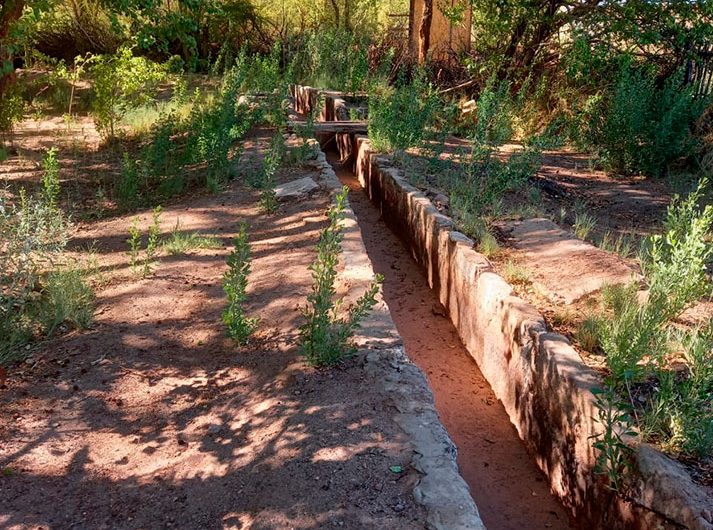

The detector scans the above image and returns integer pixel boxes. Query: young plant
[258,133,284,214]
[590,387,637,493]
[299,187,383,366]
[573,211,597,240]
[39,264,94,335]
[222,222,258,344]
[163,220,221,255]
[127,218,141,273]
[117,152,141,209]
[41,148,61,211]
[142,206,162,276]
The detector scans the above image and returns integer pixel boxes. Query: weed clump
[299,187,383,367]
[1,150,93,364]
[587,179,713,474]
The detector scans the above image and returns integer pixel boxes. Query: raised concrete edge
[290,83,713,530]
[303,136,487,530]
[350,134,713,530]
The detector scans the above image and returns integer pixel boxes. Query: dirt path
[329,154,575,530]
[0,171,429,529]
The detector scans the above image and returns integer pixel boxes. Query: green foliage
[41,147,60,210]
[299,187,383,366]
[127,218,142,272]
[642,327,713,458]
[591,387,636,493]
[579,67,709,177]
[88,47,168,139]
[222,222,258,344]
[643,179,713,317]
[0,85,25,140]
[0,177,85,364]
[368,76,440,153]
[186,63,254,188]
[126,207,162,277]
[163,222,221,255]
[143,206,162,276]
[291,30,372,92]
[472,79,513,145]
[39,264,93,336]
[258,133,284,214]
[588,180,713,459]
[117,152,141,209]
[450,143,542,236]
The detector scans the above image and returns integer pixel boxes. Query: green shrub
[591,180,713,458]
[368,76,440,152]
[222,222,258,344]
[88,47,168,139]
[580,66,709,177]
[472,78,513,145]
[116,153,142,209]
[291,30,371,93]
[450,143,541,235]
[0,181,78,364]
[186,65,254,188]
[126,207,163,277]
[258,133,284,214]
[299,187,383,366]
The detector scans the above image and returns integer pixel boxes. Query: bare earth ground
[0,148,428,528]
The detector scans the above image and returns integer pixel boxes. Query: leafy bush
[472,78,513,145]
[185,64,254,188]
[222,222,258,344]
[291,30,371,93]
[258,133,284,213]
[0,85,25,143]
[368,76,440,152]
[299,187,383,366]
[126,207,163,277]
[450,143,541,237]
[589,180,713,458]
[0,151,94,363]
[88,47,168,139]
[579,66,709,177]
[116,153,142,209]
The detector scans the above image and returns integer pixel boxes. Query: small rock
[433,193,449,209]
[207,424,221,435]
[275,177,319,201]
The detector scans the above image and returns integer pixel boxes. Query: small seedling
[42,148,61,211]
[163,220,221,255]
[127,218,141,272]
[142,206,162,276]
[503,260,530,285]
[573,211,597,240]
[222,222,258,344]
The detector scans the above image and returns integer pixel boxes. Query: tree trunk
[418,0,433,63]
[327,0,340,29]
[0,0,25,102]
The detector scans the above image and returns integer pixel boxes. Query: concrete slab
[274,176,319,201]
[507,218,641,304]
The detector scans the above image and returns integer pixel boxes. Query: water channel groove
[328,152,575,530]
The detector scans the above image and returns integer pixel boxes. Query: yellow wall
[409,0,471,61]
